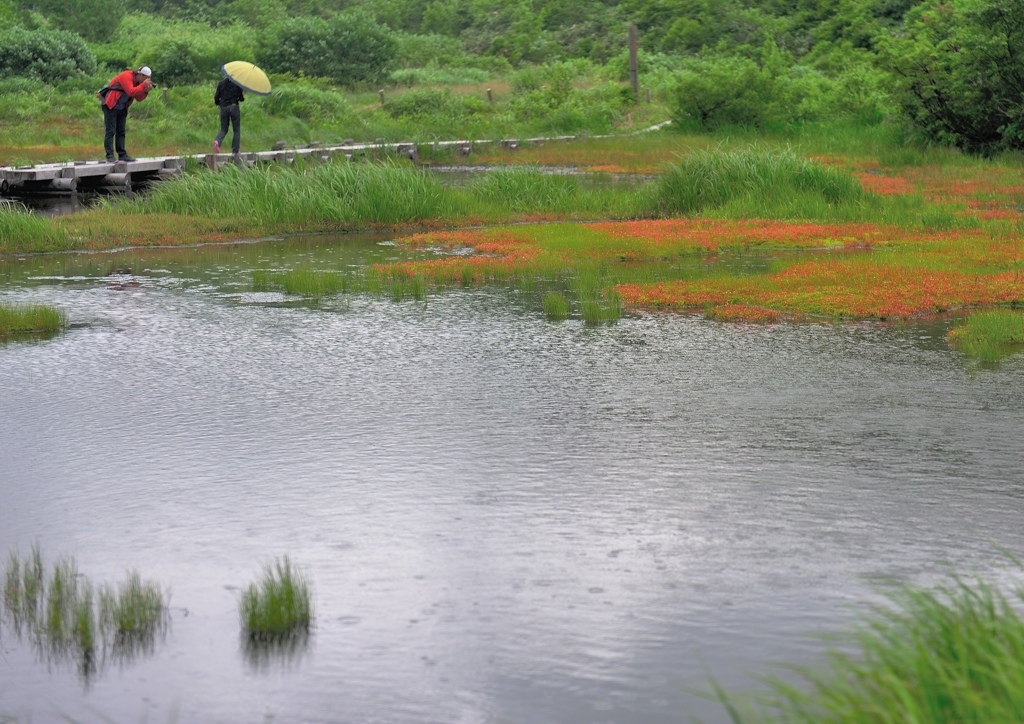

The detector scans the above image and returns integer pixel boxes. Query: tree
[878,0,1024,153]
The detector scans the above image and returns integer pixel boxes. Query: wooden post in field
[379,89,386,105]
[487,88,493,104]
[162,87,169,104]
[645,86,651,103]
[628,25,640,101]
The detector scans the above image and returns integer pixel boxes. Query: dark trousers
[215,103,241,154]
[103,105,128,159]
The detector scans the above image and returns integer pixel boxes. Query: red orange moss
[616,261,1024,319]
[857,173,914,196]
[706,304,781,323]
[587,219,908,252]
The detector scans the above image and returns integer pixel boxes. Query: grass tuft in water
[1,546,168,677]
[251,269,271,291]
[275,269,348,298]
[98,570,168,643]
[0,303,66,336]
[720,571,1024,723]
[542,292,570,320]
[240,556,312,640]
[948,309,1024,365]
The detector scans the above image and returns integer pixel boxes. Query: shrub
[151,37,203,87]
[385,88,488,121]
[0,26,96,80]
[258,14,397,86]
[256,83,350,122]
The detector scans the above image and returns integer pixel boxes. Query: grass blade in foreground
[720,571,1024,723]
[240,556,312,639]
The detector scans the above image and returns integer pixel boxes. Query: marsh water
[2,233,1024,723]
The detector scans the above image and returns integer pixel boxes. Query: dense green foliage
[879,0,1024,153]
[2,0,1024,155]
[257,13,398,85]
[0,25,96,80]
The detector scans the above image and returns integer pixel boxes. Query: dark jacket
[215,77,245,107]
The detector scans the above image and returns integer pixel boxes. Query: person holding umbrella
[213,62,272,155]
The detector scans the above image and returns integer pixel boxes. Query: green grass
[274,269,350,298]
[122,161,641,230]
[0,302,66,336]
[720,571,1024,723]
[948,309,1024,364]
[657,146,865,216]
[0,207,72,253]
[2,546,168,675]
[542,291,570,320]
[239,556,312,640]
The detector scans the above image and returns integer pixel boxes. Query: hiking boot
[105,155,116,163]
[118,154,136,162]
[212,140,220,154]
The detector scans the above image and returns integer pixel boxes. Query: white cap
[138,66,152,77]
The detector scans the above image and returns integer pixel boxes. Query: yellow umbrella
[221,61,271,96]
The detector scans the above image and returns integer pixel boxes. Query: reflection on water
[243,631,312,672]
[0,233,1023,723]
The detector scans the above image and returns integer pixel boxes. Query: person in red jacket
[99,66,153,162]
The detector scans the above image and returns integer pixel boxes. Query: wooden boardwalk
[0,122,671,197]
[0,136,578,196]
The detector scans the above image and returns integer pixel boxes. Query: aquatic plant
[1,547,168,678]
[542,291,569,320]
[719,571,1024,723]
[948,309,1024,364]
[239,556,312,640]
[617,261,1024,320]
[275,269,348,298]
[98,571,168,643]
[0,303,66,336]
[251,269,271,291]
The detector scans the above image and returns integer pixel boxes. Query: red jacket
[103,70,151,110]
